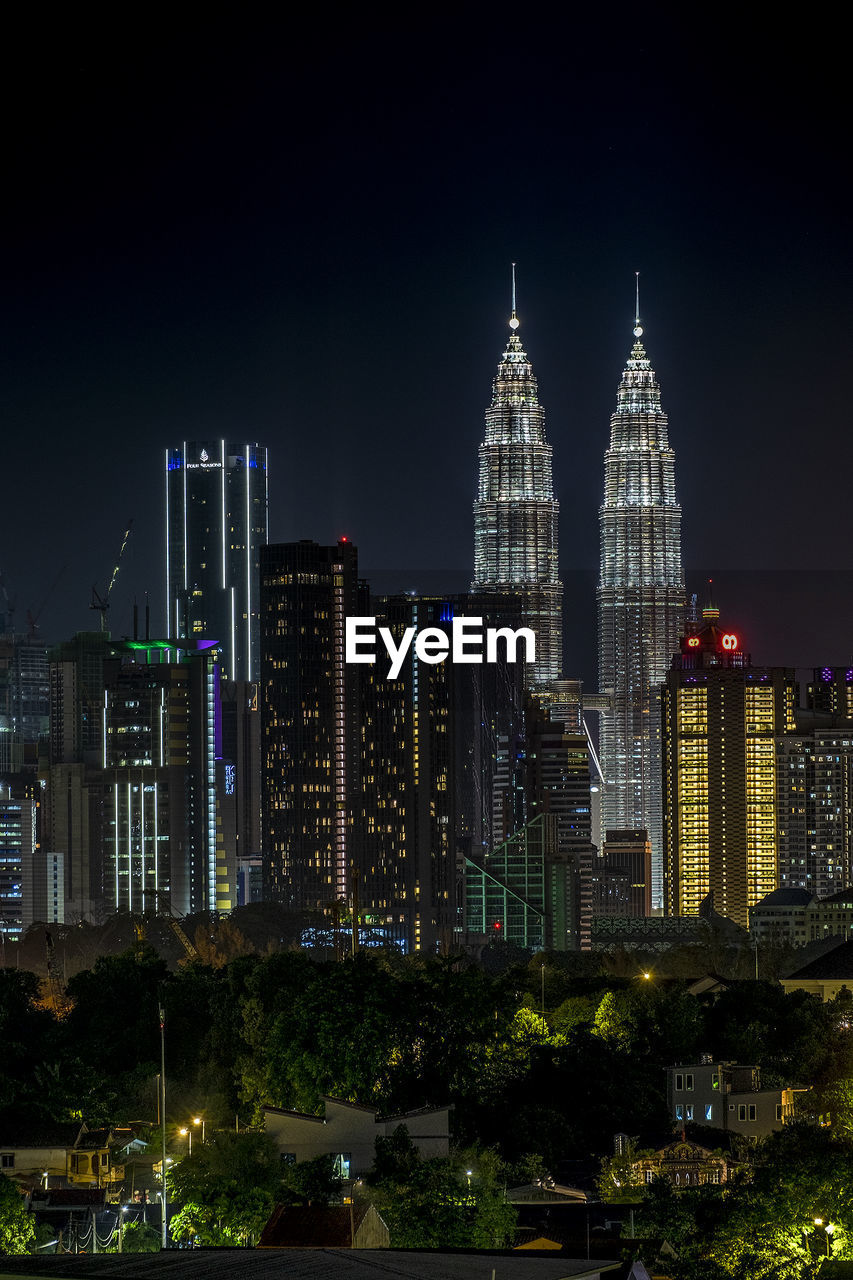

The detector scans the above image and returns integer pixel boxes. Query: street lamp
[193,1116,205,1144]
[814,1219,835,1257]
[179,1127,191,1156]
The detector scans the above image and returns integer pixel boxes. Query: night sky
[3,9,851,687]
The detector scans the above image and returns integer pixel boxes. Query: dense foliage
[4,922,853,1258]
[634,1125,853,1279]
[0,1171,35,1254]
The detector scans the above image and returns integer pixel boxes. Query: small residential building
[749,887,814,947]
[258,1204,390,1249]
[781,940,853,1001]
[0,1123,127,1192]
[634,1139,730,1188]
[806,890,853,944]
[667,1061,798,1137]
[263,1097,451,1178]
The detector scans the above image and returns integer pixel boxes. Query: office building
[662,613,797,929]
[525,701,595,949]
[100,640,233,915]
[472,281,562,686]
[165,440,269,681]
[597,295,684,905]
[0,784,36,941]
[590,828,653,921]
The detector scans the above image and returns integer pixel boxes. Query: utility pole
[159,1004,168,1250]
[351,868,359,957]
[541,963,546,1035]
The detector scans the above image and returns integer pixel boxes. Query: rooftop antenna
[509,262,520,330]
[633,271,643,337]
[702,577,720,620]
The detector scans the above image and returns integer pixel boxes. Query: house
[781,940,853,1001]
[667,1060,800,1137]
[0,1122,127,1192]
[0,1123,81,1188]
[634,1140,730,1188]
[749,887,814,947]
[258,1203,390,1249]
[264,1096,451,1177]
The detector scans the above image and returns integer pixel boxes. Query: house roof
[0,1122,81,1149]
[258,1204,373,1248]
[380,1103,452,1123]
[753,887,815,908]
[0,1250,623,1279]
[29,1188,108,1207]
[785,940,853,980]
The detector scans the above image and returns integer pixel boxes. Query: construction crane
[91,518,134,632]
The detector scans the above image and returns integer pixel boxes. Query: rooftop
[0,1249,622,1280]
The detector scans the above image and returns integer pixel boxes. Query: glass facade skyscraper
[165,440,269,682]
[597,313,684,906]
[472,300,562,687]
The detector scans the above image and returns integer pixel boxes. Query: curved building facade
[597,317,684,906]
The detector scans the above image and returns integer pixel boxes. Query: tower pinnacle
[509,262,520,331]
[633,271,643,337]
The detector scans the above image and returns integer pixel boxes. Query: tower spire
[509,262,520,331]
[633,271,643,337]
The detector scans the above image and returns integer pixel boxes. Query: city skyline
[2,13,852,687]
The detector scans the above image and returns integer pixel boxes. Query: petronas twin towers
[471,291,563,686]
[472,276,684,904]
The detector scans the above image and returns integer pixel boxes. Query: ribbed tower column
[472,288,562,687]
[597,303,684,907]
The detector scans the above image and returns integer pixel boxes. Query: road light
[179,1127,192,1156]
[193,1116,205,1143]
[814,1219,834,1257]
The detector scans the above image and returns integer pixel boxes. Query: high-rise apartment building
[776,731,853,898]
[260,540,362,913]
[597,297,684,905]
[165,440,269,682]
[472,283,562,687]
[357,594,456,952]
[776,668,853,899]
[662,616,797,929]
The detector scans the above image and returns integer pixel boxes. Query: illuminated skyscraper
[662,616,796,928]
[472,273,562,687]
[165,440,269,681]
[597,287,684,905]
[260,540,362,913]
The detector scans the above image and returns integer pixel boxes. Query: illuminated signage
[721,633,739,650]
[225,764,236,795]
[687,637,700,648]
